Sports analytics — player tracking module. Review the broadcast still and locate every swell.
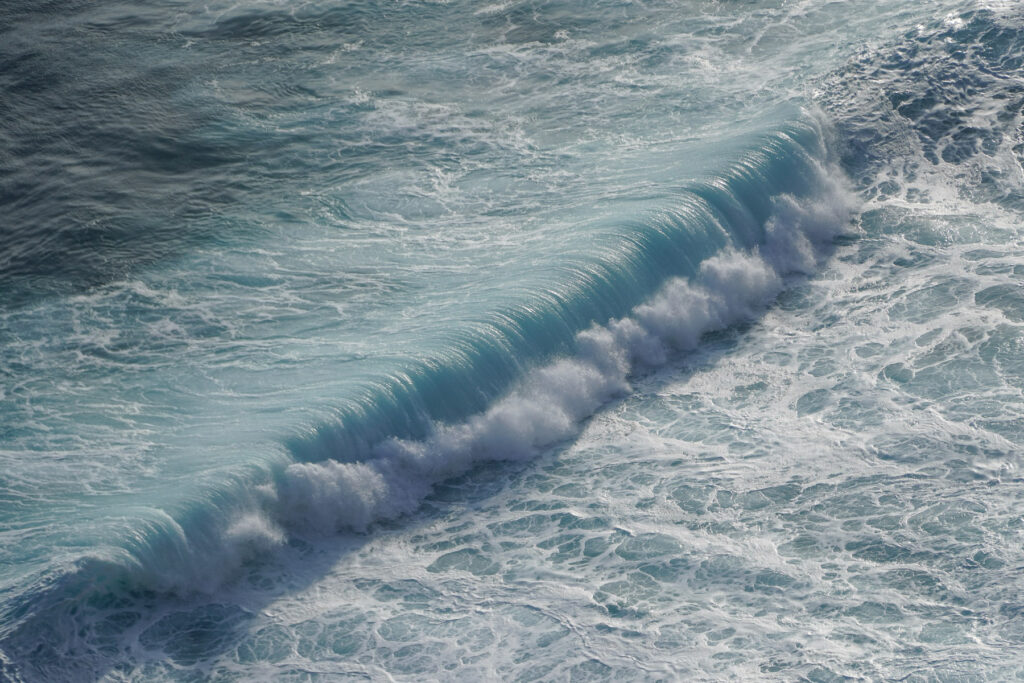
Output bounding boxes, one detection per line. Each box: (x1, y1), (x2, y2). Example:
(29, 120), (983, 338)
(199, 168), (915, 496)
(0, 0), (314, 308)
(0, 112), (856, 679)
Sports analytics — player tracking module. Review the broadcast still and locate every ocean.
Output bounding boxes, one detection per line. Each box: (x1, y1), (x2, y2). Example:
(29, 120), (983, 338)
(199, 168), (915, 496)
(1, 0), (1023, 679)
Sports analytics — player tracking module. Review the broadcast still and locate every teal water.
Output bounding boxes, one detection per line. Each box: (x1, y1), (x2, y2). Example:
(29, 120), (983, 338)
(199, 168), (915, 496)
(2, 0), (1023, 680)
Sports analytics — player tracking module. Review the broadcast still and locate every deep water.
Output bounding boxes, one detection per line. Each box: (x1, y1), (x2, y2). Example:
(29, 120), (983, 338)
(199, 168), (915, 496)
(2, 0), (1024, 680)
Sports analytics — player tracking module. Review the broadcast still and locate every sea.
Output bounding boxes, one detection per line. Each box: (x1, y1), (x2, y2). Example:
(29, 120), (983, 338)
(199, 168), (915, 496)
(2, 0), (1023, 680)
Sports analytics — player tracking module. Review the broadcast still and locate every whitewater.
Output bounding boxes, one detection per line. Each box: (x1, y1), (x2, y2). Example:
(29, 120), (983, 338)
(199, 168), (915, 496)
(2, 0), (1023, 680)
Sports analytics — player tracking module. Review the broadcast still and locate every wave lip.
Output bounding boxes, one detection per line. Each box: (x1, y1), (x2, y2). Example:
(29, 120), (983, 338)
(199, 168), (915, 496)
(278, 143), (854, 535)
(275, 113), (856, 536)
(0, 112), (856, 680)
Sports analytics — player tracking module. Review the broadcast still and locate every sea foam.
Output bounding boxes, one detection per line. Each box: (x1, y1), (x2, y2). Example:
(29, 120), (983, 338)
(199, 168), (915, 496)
(274, 138), (856, 535)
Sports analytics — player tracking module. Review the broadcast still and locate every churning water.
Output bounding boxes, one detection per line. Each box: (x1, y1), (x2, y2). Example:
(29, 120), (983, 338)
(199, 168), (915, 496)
(2, 0), (1024, 679)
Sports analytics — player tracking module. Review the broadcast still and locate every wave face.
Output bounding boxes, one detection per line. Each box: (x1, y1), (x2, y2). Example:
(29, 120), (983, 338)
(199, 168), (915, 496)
(3, 0), (1024, 680)
(276, 131), (853, 536)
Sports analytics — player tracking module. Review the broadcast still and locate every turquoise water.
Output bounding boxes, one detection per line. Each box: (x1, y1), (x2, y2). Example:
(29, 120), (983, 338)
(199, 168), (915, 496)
(2, 0), (1023, 679)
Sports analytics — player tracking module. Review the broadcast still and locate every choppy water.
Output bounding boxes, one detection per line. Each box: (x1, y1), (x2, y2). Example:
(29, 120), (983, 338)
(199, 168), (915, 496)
(2, 0), (1023, 680)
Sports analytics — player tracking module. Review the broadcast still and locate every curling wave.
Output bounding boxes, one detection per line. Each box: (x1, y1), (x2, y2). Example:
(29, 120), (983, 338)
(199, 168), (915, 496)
(278, 192), (853, 533)
(0, 112), (855, 676)
(273, 115), (855, 535)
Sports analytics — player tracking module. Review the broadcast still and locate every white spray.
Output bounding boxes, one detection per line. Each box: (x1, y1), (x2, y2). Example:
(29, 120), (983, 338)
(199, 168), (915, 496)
(274, 163), (856, 534)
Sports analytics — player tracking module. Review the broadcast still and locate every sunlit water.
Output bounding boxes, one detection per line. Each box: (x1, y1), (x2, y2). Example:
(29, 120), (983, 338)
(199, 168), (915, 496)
(2, 0), (1023, 680)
